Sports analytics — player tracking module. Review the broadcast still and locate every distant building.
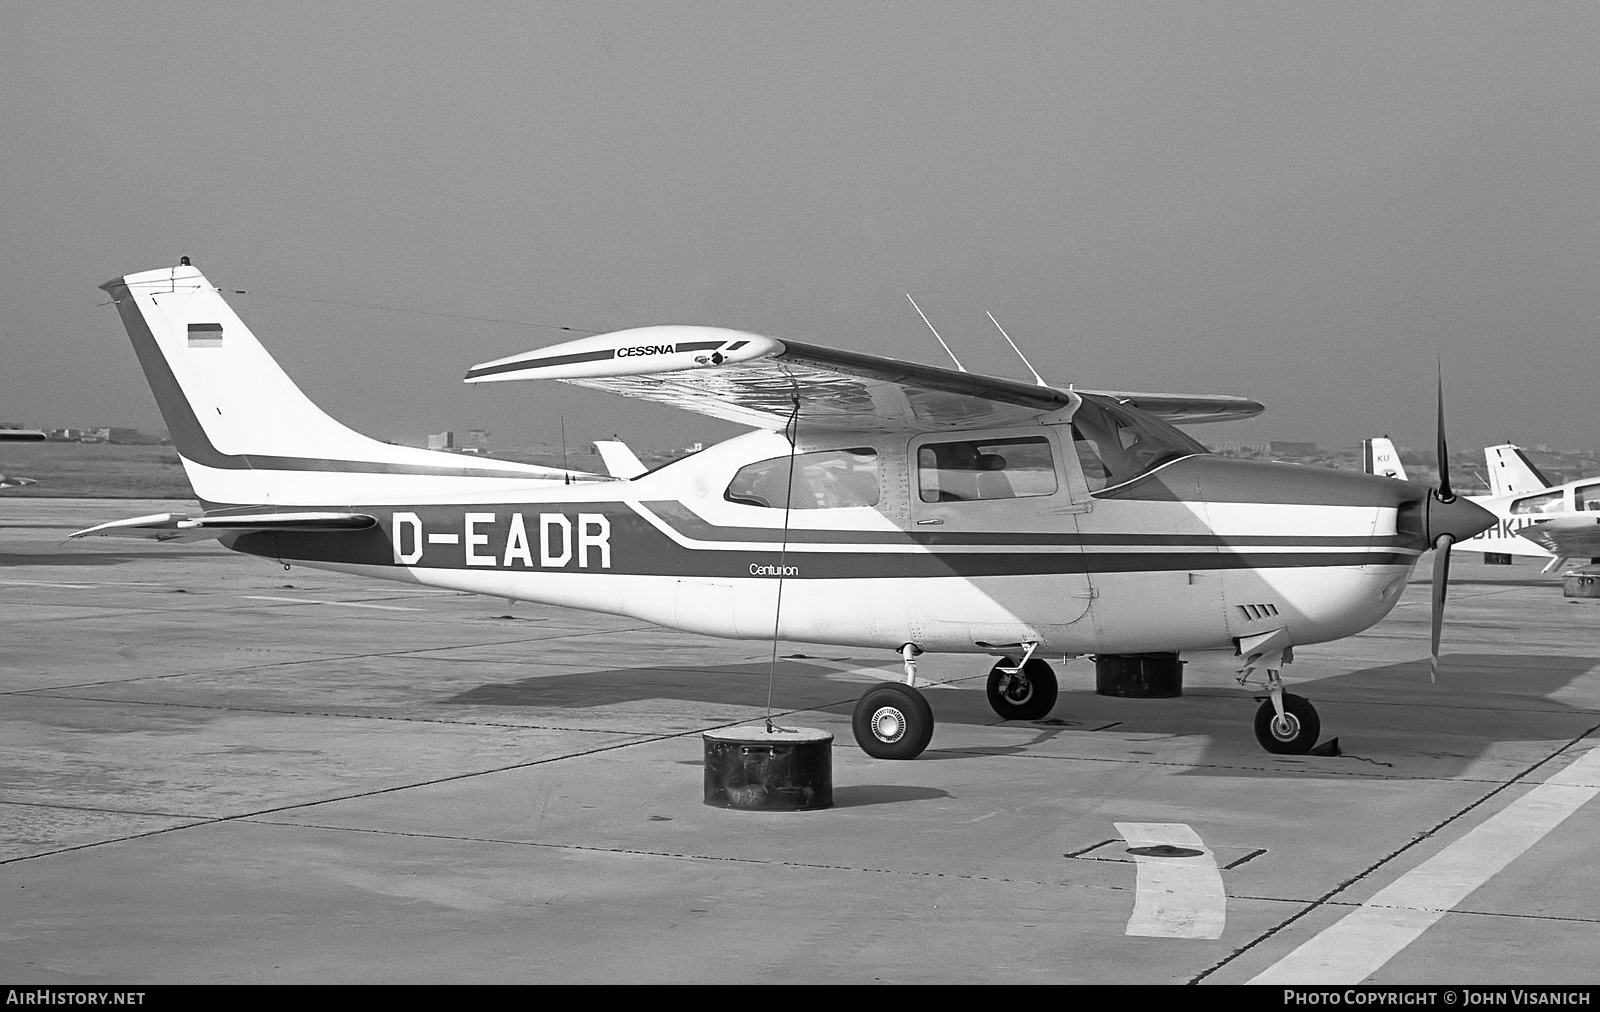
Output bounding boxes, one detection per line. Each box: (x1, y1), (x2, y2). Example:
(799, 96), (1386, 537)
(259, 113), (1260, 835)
(1269, 441), (1319, 457)
(461, 429), (491, 453)
(428, 431), (454, 451)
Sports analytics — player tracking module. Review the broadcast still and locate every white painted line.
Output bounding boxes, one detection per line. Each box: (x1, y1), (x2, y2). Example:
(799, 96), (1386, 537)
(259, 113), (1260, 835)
(426, 533), (460, 545)
(240, 595), (421, 612)
(1251, 746), (1600, 985)
(0, 579), (98, 589)
(1116, 822), (1226, 939)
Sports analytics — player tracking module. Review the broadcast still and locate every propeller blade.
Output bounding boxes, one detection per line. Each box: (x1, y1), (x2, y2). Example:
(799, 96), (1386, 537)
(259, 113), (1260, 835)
(1429, 532), (1455, 682)
(1435, 362), (1454, 503)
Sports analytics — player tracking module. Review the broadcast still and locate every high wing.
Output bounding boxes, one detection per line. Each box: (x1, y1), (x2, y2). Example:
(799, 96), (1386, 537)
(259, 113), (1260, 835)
(70, 510), (377, 543)
(1516, 514), (1600, 566)
(465, 326), (1263, 432)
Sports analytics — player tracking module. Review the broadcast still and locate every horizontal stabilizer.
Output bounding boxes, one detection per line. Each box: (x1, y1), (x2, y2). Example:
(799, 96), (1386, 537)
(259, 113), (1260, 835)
(70, 510), (377, 542)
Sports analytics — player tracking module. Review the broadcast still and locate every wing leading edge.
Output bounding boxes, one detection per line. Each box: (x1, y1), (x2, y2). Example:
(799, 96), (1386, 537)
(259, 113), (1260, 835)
(465, 326), (1263, 432)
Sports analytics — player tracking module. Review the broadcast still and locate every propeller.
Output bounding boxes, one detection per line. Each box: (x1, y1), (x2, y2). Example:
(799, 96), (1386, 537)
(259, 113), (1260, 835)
(1423, 363), (1494, 680)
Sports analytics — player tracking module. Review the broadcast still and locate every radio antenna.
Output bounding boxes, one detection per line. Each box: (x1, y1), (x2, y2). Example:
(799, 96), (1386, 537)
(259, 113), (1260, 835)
(985, 311), (1048, 387)
(905, 294), (966, 372)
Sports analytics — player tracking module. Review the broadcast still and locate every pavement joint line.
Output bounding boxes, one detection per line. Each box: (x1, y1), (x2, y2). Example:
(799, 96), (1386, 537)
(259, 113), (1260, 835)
(3, 689), (704, 733)
(230, 818), (1116, 890)
(8, 688), (1584, 786)
(1188, 720), (1600, 984)
(927, 747), (1541, 783)
(0, 706), (829, 868)
(1221, 892), (1600, 926)
(1, 797), (202, 820)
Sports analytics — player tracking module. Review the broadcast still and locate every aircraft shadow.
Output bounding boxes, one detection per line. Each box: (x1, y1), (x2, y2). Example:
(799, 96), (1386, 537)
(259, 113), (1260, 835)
(0, 550), (221, 567)
(447, 658), (870, 711)
(446, 653), (1598, 780)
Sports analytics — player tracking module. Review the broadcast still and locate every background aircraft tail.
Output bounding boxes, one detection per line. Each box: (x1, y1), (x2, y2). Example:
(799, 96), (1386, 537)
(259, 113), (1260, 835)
(102, 262), (572, 507)
(1484, 444), (1552, 497)
(593, 439), (648, 479)
(1361, 436), (1407, 481)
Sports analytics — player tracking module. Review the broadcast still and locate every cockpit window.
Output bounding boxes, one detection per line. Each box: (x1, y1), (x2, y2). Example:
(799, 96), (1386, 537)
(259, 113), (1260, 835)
(725, 447), (880, 509)
(1070, 395), (1206, 492)
(917, 436), (1057, 502)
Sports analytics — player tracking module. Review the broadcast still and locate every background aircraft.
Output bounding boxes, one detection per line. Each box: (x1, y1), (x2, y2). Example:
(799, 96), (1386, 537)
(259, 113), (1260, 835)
(1363, 437), (1598, 573)
(76, 262), (1492, 760)
(0, 426), (45, 488)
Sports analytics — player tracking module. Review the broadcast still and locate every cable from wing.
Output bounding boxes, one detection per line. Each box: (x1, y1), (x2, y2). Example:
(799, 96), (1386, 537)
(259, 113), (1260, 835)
(765, 377), (802, 734)
(225, 288), (602, 335)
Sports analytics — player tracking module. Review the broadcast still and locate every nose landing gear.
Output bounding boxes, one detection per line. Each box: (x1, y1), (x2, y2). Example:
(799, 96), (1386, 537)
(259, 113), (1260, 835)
(1238, 632), (1323, 755)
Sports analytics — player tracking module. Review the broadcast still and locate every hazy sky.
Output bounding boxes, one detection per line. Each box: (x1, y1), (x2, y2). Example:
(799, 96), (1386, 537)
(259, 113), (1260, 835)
(3, 2), (1598, 454)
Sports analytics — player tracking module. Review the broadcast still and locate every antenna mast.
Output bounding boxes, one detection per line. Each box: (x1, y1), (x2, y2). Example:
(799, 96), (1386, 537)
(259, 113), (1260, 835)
(905, 294), (966, 372)
(985, 311), (1048, 387)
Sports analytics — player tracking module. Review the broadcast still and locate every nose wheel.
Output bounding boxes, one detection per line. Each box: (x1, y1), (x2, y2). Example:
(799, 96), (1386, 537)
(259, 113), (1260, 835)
(1253, 693), (1320, 754)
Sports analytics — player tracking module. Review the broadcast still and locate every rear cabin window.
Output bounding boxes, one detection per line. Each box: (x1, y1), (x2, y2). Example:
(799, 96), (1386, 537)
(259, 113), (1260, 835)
(917, 436), (1057, 503)
(724, 448), (880, 509)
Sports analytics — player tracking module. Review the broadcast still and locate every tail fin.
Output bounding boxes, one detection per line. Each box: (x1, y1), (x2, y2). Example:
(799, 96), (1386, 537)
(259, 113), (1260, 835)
(593, 439), (647, 479)
(1361, 436), (1408, 481)
(103, 262), (571, 507)
(1484, 443), (1551, 497)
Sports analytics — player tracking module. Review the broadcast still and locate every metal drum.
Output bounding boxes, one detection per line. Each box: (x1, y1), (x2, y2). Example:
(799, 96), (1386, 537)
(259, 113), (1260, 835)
(702, 726), (833, 811)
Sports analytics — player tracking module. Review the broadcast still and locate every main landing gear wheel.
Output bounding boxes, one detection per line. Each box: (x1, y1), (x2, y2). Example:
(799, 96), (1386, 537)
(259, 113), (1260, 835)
(1253, 693), (1321, 754)
(986, 657), (1059, 721)
(852, 681), (934, 760)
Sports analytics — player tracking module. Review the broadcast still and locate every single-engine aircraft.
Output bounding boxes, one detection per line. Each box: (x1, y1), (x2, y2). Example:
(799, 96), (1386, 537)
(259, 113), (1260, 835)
(75, 262), (1495, 759)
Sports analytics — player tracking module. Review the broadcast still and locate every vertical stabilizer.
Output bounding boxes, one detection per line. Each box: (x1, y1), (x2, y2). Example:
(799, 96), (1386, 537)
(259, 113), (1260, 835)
(1484, 444), (1551, 497)
(1361, 437), (1407, 481)
(102, 262), (573, 507)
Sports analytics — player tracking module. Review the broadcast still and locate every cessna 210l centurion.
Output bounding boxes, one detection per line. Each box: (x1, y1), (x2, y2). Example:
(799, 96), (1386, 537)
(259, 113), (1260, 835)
(75, 262), (1495, 759)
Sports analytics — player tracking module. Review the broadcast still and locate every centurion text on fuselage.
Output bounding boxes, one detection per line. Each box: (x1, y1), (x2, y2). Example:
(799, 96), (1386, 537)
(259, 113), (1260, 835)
(75, 261), (1494, 762)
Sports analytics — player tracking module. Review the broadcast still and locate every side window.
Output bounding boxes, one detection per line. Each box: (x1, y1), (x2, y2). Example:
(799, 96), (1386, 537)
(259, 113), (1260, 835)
(1511, 490), (1564, 515)
(917, 436), (1057, 503)
(1578, 485), (1600, 511)
(724, 448), (879, 510)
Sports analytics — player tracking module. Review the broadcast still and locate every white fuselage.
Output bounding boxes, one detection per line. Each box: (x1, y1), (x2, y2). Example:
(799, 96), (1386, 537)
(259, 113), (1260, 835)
(241, 427), (1421, 657)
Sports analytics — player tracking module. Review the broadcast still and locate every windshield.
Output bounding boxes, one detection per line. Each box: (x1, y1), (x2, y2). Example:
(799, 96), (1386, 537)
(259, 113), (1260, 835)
(1070, 395), (1207, 492)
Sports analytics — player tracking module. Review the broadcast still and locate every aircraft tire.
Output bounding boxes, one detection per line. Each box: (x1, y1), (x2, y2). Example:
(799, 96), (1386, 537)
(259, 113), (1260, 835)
(985, 658), (1058, 721)
(1253, 693), (1320, 754)
(852, 682), (934, 760)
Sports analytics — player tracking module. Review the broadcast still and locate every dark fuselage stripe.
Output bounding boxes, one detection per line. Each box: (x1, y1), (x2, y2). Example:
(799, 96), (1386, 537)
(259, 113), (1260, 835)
(640, 501), (1406, 549)
(223, 500), (1413, 578)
